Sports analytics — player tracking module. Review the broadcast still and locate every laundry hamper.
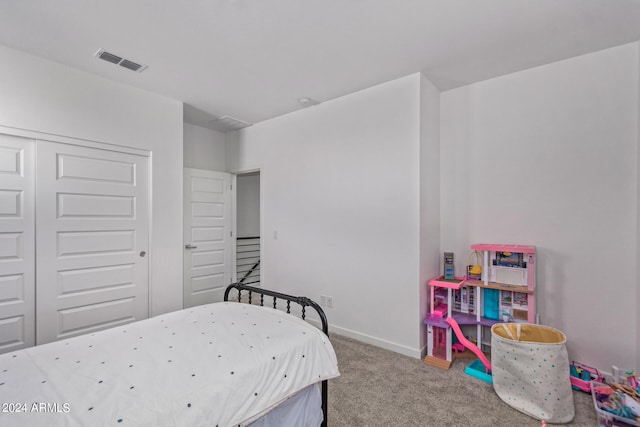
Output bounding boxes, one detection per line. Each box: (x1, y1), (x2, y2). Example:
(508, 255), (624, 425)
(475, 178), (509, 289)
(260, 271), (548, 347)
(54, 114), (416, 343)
(491, 323), (575, 423)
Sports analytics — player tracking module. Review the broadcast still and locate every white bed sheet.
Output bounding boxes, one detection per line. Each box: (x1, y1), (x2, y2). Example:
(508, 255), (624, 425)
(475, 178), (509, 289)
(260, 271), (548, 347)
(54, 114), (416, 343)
(0, 302), (339, 427)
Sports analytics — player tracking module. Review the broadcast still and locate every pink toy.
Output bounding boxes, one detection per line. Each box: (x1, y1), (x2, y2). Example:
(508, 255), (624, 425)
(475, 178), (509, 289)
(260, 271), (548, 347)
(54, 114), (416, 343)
(433, 303), (447, 318)
(435, 327), (445, 347)
(446, 316), (491, 374)
(451, 343), (465, 353)
(424, 245), (536, 372)
(570, 361), (604, 393)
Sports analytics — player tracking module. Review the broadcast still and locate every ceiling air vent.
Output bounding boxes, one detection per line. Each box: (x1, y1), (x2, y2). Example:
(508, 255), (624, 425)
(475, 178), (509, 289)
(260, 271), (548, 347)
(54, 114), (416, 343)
(97, 50), (122, 64)
(208, 116), (253, 133)
(94, 49), (148, 73)
(119, 59), (145, 72)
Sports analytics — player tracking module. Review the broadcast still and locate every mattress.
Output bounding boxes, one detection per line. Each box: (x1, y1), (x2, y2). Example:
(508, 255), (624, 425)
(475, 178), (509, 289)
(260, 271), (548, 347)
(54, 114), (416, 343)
(0, 302), (339, 426)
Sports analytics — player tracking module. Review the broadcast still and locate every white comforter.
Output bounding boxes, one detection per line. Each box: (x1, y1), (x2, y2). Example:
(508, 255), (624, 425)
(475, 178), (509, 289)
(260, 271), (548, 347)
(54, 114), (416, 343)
(0, 302), (339, 427)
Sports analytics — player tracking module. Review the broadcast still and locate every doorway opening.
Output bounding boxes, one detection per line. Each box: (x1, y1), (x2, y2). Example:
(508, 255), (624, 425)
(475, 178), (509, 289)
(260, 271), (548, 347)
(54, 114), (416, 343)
(235, 171), (261, 286)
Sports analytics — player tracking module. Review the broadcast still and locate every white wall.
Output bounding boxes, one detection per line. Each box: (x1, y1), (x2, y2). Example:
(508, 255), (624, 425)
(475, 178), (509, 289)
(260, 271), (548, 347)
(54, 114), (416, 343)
(419, 74), (441, 353)
(441, 42), (639, 371)
(5, 30), (632, 370)
(184, 123), (227, 171)
(637, 42), (640, 373)
(228, 74), (423, 356)
(0, 44), (184, 316)
(237, 173), (261, 238)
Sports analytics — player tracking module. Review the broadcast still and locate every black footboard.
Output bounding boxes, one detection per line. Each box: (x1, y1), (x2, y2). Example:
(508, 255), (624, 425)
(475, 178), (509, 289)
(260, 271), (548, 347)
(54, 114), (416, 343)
(224, 283), (330, 427)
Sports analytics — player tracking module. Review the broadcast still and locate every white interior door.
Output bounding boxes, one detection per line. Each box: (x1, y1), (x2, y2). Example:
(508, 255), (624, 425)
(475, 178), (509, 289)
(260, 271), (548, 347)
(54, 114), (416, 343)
(0, 134), (35, 352)
(183, 168), (232, 308)
(36, 141), (149, 344)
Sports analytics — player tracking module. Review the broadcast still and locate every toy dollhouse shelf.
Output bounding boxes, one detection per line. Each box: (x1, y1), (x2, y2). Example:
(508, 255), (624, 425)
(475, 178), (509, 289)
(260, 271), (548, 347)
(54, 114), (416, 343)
(425, 312), (499, 328)
(463, 279), (534, 294)
(470, 243), (535, 254)
(424, 244), (536, 370)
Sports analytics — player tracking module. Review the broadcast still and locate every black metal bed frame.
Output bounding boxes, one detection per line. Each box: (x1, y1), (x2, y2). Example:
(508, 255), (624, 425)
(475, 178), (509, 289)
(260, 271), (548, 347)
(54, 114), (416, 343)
(224, 283), (330, 427)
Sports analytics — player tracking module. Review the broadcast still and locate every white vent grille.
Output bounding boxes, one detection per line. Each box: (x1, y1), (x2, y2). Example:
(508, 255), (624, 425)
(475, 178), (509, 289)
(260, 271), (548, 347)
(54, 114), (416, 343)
(209, 116), (252, 132)
(94, 49), (147, 73)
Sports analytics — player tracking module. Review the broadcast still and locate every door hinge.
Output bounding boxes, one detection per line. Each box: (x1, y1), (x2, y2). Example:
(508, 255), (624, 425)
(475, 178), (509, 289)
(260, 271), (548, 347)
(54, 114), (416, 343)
(230, 231), (233, 237)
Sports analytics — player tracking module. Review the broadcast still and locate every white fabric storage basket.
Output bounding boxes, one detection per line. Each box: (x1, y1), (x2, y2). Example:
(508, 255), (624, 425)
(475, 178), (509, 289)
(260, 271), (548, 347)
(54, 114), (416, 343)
(491, 323), (575, 423)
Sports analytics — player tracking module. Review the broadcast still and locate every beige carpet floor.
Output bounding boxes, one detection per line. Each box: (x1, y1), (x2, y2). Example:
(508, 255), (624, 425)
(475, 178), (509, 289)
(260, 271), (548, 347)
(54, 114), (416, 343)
(327, 334), (597, 427)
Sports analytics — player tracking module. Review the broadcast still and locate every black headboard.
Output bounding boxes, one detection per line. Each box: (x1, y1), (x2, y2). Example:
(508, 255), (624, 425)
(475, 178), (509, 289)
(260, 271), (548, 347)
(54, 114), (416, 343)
(223, 282), (328, 335)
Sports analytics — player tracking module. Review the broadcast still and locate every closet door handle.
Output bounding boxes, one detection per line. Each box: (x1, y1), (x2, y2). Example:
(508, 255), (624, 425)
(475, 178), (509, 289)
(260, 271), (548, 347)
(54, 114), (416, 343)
(185, 244), (198, 249)
(139, 251), (146, 257)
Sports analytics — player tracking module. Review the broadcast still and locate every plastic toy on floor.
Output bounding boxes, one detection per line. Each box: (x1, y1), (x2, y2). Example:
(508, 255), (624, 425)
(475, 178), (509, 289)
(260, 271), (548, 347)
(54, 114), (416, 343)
(569, 361), (604, 393)
(592, 380), (640, 426)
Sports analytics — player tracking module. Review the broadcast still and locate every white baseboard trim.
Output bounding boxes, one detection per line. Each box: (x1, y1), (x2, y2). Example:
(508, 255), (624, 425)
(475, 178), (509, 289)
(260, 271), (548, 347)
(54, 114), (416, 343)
(420, 344), (428, 359)
(329, 324), (423, 359)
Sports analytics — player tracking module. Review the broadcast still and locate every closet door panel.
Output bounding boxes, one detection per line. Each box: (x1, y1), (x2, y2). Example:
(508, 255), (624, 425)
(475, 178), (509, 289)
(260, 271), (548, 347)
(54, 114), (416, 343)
(36, 141), (149, 344)
(0, 134), (35, 353)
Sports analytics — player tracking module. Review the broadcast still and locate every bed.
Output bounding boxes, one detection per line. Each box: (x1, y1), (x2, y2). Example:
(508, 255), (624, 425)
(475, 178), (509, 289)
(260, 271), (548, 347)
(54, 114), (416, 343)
(0, 283), (339, 427)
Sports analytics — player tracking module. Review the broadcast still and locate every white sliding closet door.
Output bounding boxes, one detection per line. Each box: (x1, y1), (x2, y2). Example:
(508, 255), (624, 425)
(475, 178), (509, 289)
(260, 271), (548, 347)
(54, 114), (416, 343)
(0, 134), (35, 352)
(36, 141), (150, 345)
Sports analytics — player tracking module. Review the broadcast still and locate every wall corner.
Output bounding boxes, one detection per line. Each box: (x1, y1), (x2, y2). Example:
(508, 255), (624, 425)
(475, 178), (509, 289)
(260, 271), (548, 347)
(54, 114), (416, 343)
(418, 72), (441, 350)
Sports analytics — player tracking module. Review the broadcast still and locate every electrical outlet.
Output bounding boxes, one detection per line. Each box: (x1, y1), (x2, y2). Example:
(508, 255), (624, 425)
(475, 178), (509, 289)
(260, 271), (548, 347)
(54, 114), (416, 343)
(326, 296), (333, 309)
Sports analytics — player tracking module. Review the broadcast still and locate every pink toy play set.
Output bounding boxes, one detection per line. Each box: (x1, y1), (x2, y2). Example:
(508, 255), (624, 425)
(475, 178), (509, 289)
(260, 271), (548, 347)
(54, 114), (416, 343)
(424, 244), (536, 374)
